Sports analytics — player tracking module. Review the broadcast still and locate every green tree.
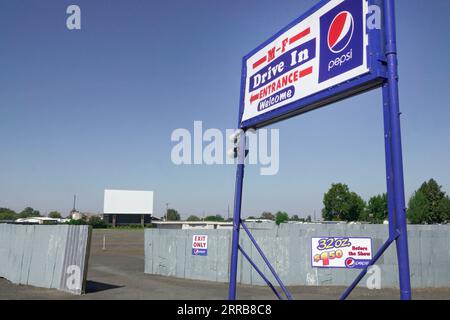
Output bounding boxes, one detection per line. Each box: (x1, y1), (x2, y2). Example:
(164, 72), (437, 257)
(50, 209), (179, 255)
(290, 214), (301, 221)
(407, 190), (429, 224)
(275, 211), (289, 225)
(438, 196), (450, 221)
(88, 216), (108, 228)
(18, 207), (41, 218)
(187, 215), (201, 221)
(306, 215), (312, 222)
(66, 219), (87, 225)
(204, 215), (225, 222)
(363, 193), (388, 223)
(260, 211), (275, 220)
(166, 208), (180, 221)
(322, 183), (366, 221)
(48, 211), (62, 219)
(0, 208), (18, 220)
(407, 179), (450, 224)
(419, 179), (448, 223)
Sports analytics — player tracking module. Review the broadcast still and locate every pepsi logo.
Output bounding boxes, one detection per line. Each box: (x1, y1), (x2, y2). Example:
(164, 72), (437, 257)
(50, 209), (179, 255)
(327, 11), (354, 54)
(345, 257), (355, 268)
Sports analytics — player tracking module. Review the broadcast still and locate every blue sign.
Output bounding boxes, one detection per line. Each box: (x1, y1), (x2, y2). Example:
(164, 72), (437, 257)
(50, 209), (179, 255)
(239, 0), (386, 129)
(192, 248), (208, 256)
(319, 0), (364, 83)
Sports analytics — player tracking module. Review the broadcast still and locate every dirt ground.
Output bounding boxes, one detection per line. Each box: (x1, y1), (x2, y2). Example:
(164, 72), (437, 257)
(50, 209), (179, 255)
(1, 229), (449, 300)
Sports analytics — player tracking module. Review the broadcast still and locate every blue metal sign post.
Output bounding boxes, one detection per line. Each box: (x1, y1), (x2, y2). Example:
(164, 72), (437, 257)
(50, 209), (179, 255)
(228, 131), (245, 300)
(229, 0), (411, 300)
(341, 0), (411, 300)
(382, 0), (411, 300)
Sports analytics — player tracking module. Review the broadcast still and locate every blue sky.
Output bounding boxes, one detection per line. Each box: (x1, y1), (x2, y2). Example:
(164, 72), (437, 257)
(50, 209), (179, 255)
(1, 0), (449, 219)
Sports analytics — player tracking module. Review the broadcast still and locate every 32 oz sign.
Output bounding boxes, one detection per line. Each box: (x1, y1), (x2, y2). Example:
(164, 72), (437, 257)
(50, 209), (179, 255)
(311, 237), (372, 268)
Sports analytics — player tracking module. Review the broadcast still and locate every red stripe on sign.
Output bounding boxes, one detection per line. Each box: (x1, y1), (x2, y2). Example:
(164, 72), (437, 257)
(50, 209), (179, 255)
(252, 56), (267, 69)
(300, 66), (313, 78)
(289, 28), (310, 45)
(250, 93), (259, 103)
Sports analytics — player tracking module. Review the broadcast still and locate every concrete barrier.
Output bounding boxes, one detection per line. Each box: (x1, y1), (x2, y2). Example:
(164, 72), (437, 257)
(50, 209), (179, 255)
(0, 224), (91, 294)
(144, 224), (450, 289)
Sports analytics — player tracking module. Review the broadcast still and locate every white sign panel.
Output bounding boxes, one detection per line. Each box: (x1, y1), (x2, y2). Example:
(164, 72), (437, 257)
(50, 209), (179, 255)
(103, 189), (153, 214)
(192, 235), (208, 256)
(241, 0), (370, 125)
(311, 237), (372, 268)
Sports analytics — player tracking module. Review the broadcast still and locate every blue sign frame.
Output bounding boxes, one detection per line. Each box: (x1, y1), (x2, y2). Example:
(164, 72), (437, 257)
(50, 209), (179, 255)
(238, 0), (386, 130)
(229, 0), (411, 301)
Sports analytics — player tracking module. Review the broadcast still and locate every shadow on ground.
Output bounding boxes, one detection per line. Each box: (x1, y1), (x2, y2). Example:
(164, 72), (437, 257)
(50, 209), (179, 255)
(85, 281), (123, 293)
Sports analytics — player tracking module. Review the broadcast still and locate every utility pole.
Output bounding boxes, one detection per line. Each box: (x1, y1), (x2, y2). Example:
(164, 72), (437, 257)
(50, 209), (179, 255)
(72, 195), (77, 211)
(70, 194), (77, 219)
(165, 203), (169, 221)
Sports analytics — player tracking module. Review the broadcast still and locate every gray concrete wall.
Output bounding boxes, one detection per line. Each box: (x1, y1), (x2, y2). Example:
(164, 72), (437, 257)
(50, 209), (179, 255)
(0, 224), (91, 294)
(144, 224), (450, 289)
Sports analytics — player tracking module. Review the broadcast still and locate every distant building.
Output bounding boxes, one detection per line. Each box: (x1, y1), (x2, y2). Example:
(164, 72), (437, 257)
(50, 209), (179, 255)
(15, 217), (70, 225)
(152, 221), (232, 230)
(103, 189), (153, 227)
(244, 218), (275, 224)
